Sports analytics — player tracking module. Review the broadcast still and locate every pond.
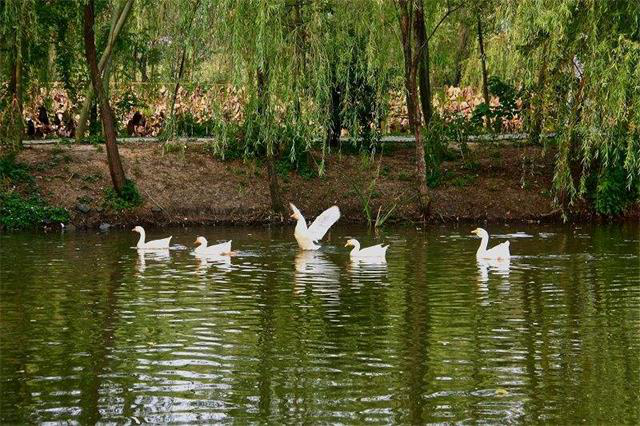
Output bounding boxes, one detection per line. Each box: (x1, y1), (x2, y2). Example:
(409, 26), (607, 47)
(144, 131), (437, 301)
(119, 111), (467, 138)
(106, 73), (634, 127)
(1, 223), (638, 424)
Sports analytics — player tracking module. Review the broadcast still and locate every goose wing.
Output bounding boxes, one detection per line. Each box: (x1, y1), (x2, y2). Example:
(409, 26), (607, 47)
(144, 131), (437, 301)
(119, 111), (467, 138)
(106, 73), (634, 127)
(307, 206), (340, 241)
(486, 241), (510, 259)
(144, 236), (172, 249)
(357, 244), (388, 257)
(203, 240), (232, 255)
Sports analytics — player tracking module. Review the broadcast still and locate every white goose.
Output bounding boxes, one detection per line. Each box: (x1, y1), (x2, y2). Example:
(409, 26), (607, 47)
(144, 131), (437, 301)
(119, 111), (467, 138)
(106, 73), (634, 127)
(471, 228), (510, 260)
(290, 203), (340, 250)
(345, 238), (389, 259)
(194, 236), (234, 256)
(133, 226), (172, 249)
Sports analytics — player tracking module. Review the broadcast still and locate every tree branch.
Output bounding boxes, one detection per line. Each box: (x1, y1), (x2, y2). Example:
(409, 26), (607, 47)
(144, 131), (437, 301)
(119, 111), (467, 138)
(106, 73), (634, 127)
(427, 2), (464, 42)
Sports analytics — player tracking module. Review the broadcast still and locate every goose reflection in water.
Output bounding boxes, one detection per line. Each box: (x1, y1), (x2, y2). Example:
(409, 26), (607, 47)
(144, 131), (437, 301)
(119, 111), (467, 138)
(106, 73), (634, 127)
(136, 249), (170, 274)
(475, 258), (511, 305)
(294, 250), (340, 297)
(349, 257), (388, 285)
(195, 253), (232, 272)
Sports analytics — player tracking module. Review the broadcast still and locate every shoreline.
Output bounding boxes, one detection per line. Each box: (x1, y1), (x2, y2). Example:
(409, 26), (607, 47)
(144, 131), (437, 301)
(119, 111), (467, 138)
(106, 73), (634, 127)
(11, 142), (639, 230)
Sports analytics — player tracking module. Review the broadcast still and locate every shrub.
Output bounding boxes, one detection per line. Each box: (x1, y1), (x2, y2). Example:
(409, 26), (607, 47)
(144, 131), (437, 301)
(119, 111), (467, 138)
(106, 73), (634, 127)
(0, 153), (33, 185)
(471, 76), (522, 132)
(104, 179), (143, 211)
(594, 166), (638, 216)
(0, 192), (69, 231)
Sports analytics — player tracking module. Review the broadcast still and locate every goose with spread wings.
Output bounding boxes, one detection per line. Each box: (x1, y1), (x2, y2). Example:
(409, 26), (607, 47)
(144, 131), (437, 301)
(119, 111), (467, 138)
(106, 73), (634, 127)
(290, 203), (340, 250)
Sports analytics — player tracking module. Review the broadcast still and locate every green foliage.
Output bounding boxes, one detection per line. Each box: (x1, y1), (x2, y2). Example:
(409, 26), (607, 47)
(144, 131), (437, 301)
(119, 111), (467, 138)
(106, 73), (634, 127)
(0, 153), (33, 184)
(350, 154), (398, 228)
(471, 76), (521, 132)
(103, 179), (143, 211)
(423, 115), (458, 188)
(0, 154), (69, 230)
(115, 91), (146, 119)
(163, 112), (217, 138)
(0, 192), (69, 231)
(4, 0), (639, 219)
(594, 166), (638, 216)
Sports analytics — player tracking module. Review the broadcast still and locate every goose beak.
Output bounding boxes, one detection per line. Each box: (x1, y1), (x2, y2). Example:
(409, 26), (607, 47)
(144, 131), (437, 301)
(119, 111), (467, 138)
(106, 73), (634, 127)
(470, 229), (478, 235)
(194, 239), (198, 245)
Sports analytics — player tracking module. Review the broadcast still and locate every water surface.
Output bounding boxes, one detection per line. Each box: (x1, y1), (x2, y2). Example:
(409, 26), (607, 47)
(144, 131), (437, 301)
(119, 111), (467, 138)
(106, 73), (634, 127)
(1, 223), (638, 424)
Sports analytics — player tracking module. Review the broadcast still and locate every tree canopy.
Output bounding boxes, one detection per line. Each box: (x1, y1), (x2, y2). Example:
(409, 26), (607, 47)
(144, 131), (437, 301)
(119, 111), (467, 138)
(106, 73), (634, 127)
(1, 0), (637, 216)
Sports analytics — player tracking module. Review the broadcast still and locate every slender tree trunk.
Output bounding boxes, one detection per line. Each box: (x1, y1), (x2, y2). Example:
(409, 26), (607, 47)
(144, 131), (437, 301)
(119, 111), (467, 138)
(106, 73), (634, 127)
(15, 14), (23, 117)
(169, 48), (186, 119)
(257, 67), (285, 215)
(529, 43), (548, 145)
(398, 0), (430, 217)
(2, 0), (27, 151)
(83, 0), (126, 193)
(76, 0), (133, 142)
(477, 15), (489, 106)
(415, 0), (432, 127)
(140, 55), (148, 82)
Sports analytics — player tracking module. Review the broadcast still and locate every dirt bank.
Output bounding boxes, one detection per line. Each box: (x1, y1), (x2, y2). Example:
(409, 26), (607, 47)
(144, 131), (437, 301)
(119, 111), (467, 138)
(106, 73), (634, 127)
(15, 142), (638, 229)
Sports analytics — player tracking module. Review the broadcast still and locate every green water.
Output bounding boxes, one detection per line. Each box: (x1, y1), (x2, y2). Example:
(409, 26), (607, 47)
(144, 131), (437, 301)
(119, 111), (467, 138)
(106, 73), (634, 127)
(1, 223), (638, 424)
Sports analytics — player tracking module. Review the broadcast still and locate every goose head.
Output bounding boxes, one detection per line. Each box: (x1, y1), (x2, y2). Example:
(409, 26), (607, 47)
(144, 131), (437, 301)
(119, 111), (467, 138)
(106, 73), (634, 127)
(289, 203), (302, 220)
(344, 239), (358, 248)
(471, 228), (488, 239)
(194, 236), (207, 246)
(132, 226), (144, 234)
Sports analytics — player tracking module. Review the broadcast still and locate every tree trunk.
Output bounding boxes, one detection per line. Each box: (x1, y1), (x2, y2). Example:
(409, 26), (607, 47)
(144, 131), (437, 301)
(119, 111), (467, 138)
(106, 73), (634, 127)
(257, 67), (285, 215)
(415, 0), (432, 127)
(398, 0), (430, 217)
(477, 15), (489, 106)
(140, 54), (148, 82)
(529, 42), (548, 145)
(76, 0), (133, 142)
(83, 0), (126, 193)
(2, 0), (27, 151)
(169, 47), (187, 119)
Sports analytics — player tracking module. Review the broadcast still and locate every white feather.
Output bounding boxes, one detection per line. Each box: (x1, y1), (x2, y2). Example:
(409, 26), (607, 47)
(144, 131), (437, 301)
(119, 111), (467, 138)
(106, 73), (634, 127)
(307, 206), (341, 241)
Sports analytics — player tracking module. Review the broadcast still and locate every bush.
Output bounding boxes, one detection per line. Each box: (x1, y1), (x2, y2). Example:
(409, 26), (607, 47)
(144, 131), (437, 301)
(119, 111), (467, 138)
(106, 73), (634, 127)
(0, 153), (33, 185)
(0, 154), (70, 230)
(471, 76), (521, 132)
(115, 91), (146, 119)
(423, 115), (459, 188)
(0, 192), (69, 231)
(104, 179), (143, 211)
(594, 166), (638, 216)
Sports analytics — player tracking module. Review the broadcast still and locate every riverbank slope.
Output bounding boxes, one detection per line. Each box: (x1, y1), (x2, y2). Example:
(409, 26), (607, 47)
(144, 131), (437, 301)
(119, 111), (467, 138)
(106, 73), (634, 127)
(14, 142), (638, 229)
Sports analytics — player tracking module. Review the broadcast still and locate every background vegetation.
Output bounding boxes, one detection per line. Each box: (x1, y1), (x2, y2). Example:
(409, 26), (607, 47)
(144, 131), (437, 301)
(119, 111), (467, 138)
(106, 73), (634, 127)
(0, 0), (638, 224)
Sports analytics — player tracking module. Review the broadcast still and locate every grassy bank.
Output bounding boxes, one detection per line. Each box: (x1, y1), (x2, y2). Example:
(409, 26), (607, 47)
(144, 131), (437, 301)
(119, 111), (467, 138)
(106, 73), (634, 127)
(6, 141), (638, 230)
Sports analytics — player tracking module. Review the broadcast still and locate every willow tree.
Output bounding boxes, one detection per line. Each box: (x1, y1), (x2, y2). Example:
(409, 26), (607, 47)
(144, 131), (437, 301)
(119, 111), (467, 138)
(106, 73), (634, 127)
(209, 1), (321, 214)
(307, 0), (396, 152)
(499, 0), (639, 215)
